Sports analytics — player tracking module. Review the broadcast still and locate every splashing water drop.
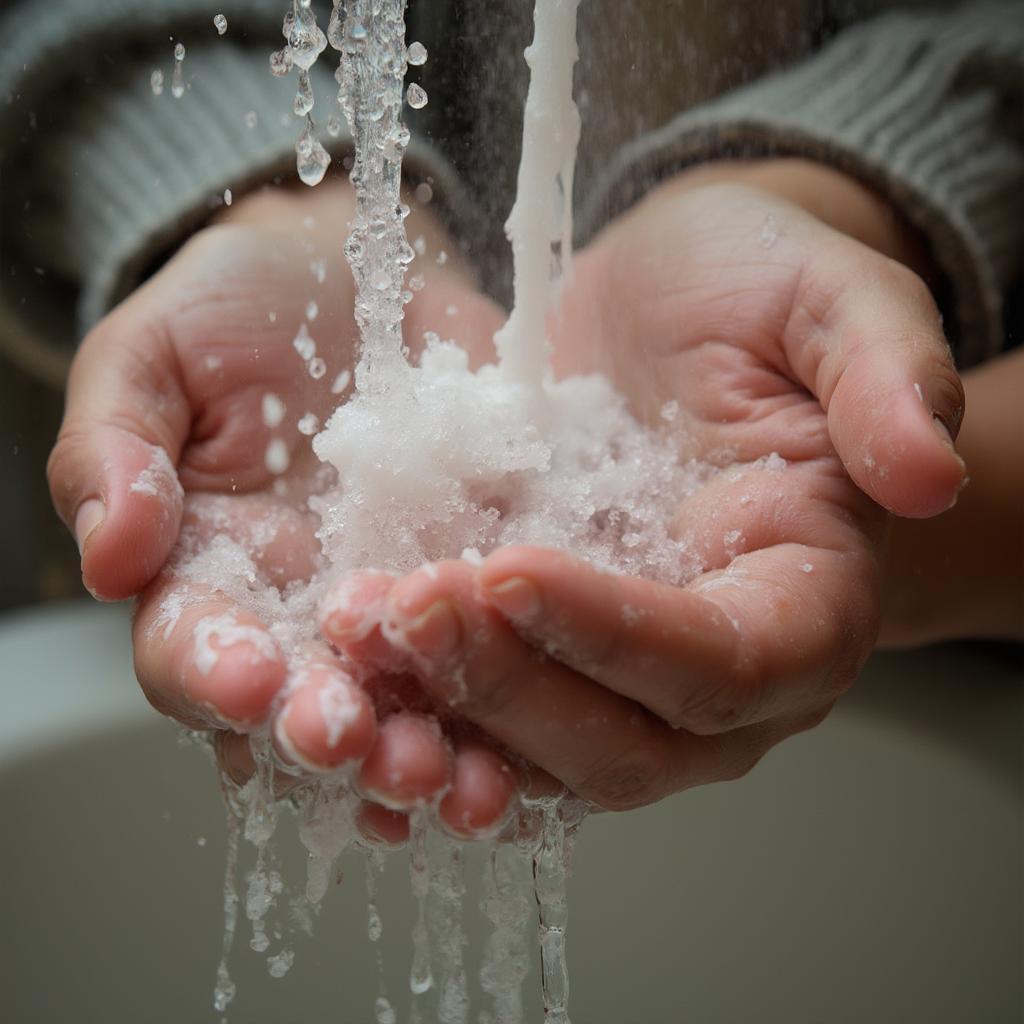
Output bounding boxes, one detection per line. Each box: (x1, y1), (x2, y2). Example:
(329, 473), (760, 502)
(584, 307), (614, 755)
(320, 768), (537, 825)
(213, 13), (228, 35)
(383, 125), (410, 162)
(270, 47), (293, 77)
(374, 996), (397, 1024)
(171, 42), (186, 99)
(265, 439), (289, 475)
(406, 82), (428, 109)
(293, 323), (317, 362)
(267, 950), (294, 978)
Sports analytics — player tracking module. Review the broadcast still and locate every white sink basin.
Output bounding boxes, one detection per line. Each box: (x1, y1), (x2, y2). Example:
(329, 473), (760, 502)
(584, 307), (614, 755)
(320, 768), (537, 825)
(1, 601), (1020, 1022)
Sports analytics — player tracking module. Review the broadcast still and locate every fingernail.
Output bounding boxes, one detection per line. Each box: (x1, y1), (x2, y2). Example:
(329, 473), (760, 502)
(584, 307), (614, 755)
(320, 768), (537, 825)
(932, 412), (955, 448)
(486, 577), (541, 622)
(74, 498), (105, 555)
(921, 378), (963, 447)
(401, 600), (459, 664)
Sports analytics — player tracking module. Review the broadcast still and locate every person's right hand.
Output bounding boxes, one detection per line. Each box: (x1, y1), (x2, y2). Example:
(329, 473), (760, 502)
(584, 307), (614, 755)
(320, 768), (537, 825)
(47, 180), (518, 841)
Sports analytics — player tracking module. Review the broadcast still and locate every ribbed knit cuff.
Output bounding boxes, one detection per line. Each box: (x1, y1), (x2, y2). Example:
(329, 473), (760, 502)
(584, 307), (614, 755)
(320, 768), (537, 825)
(579, 2), (1024, 366)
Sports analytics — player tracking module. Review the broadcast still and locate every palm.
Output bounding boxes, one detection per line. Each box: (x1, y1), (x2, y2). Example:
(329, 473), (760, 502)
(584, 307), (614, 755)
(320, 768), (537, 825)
(362, 180), (962, 811)
(551, 184), (886, 714)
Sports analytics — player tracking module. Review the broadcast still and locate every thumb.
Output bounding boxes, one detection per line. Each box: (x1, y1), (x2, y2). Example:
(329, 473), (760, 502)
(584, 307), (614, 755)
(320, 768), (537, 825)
(788, 249), (966, 519)
(48, 309), (189, 601)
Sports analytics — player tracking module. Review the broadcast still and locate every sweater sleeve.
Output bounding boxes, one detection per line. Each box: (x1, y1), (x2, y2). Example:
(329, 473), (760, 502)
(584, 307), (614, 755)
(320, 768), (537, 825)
(578, 1), (1024, 367)
(0, 0), (462, 388)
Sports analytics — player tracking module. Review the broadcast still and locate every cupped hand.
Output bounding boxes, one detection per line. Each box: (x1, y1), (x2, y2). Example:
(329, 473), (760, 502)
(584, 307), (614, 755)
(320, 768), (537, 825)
(48, 181), (517, 839)
(363, 168), (966, 811)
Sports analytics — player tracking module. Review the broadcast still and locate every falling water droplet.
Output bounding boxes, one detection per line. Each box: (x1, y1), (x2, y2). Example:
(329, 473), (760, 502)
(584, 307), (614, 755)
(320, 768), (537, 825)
(171, 42), (186, 98)
(244, 110), (258, 128)
(326, 115), (342, 137)
(288, 3), (328, 70)
(374, 997), (396, 1024)
(406, 83), (428, 109)
(407, 41), (428, 66)
(296, 126), (330, 187)
(213, 13), (228, 35)
(294, 70), (315, 116)
(270, 47), (293, 78)
(150, 69), (164, 96)
(223, 188), (233, 206)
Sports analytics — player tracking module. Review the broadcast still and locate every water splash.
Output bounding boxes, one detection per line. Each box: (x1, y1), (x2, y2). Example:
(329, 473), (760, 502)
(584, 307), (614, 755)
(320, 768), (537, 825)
(171, 42), (186, 99)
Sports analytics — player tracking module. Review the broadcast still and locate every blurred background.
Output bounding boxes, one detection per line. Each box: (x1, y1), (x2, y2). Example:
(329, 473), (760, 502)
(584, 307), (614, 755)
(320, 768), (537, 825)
(0, 1), (1020, 1020)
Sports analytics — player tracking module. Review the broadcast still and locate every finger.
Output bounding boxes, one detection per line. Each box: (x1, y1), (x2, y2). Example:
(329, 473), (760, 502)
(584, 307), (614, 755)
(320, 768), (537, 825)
(356, 802), (411, 846)
(134, 578), (286, 730)
(272, 655), (377, 772)
(385, 562), (826, 808)
(783, 241), (966, 517)
(47, 303), (191, 601)
(480, 542), (873, 735)
(357, 712), (453, 810)
(438, 741), (518, 839)
(318, 570), (403, 671)
(383, 561), (680, 808)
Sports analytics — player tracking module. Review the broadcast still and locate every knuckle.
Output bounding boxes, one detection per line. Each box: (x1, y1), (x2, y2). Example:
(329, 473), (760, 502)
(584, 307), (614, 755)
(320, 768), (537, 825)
(716, 746), (764, 784)
(668, 655), (760, 736)
(577, 745), (666, 812)
(456, 654), (521, 724)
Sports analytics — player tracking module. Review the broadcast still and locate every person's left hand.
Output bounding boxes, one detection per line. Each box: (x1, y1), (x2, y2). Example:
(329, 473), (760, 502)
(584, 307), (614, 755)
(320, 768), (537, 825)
(325, 165), (966, 811)
(47, 180), (519, 841)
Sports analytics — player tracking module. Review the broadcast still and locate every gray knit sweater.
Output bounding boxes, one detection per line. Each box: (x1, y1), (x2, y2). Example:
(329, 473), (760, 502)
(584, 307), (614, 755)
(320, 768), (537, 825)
(1, 0), (1021, 387)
